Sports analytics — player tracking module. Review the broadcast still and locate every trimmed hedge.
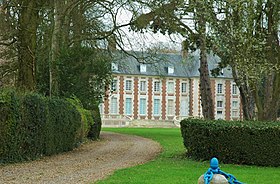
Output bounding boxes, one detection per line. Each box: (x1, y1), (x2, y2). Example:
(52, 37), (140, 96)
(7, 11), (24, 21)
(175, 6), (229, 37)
(67, 97), (101, 141)
(0, 89), (99, 164)
(180, 118), (280, 167)
(88, 104), (102, 140)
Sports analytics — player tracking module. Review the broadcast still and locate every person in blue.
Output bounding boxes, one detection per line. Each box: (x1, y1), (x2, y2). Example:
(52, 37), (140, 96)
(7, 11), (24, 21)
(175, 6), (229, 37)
(204, 157), (243, 184)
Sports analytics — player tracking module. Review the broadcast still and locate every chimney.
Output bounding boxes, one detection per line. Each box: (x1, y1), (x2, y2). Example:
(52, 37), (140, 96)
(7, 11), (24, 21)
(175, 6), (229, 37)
(181, 40), (188, 60)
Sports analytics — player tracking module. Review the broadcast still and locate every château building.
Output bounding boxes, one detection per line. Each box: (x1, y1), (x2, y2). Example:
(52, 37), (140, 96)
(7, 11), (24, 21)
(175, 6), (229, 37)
(100, 51), (242, 127)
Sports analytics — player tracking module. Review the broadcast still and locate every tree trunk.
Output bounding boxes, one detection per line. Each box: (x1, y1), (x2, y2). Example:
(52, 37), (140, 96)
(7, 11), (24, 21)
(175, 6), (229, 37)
(50, 1), (65, 96)
(197, 9), (215, 120)
(71, 4), (85, 47)
(17, 0), (39, 91)
(258, 0), (280, 120)
(232, 66), (255, 120)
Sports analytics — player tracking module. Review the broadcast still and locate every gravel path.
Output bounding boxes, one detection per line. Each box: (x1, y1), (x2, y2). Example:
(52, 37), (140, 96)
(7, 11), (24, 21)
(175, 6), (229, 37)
(0, 131), (162, 184)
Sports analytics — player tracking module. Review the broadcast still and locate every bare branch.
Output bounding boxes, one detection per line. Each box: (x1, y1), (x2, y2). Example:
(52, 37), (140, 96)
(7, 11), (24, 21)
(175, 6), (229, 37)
(0, 37), (17, 46)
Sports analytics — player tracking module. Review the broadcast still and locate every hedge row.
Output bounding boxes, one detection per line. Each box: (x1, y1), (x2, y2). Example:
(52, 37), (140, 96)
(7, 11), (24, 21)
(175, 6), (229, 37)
(0, 89), (99, 164)
(180, 118), (280, 167)
(67, 97), (101, 141)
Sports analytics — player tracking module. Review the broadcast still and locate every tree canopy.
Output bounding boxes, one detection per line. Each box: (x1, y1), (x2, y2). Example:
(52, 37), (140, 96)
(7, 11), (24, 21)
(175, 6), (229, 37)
(129, 0), (280, 120)
(0, 0), (130, 108)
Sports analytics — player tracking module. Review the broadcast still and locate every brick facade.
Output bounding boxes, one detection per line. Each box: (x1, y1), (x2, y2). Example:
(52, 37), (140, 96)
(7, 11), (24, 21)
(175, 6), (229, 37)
(102, 74), (242, 126)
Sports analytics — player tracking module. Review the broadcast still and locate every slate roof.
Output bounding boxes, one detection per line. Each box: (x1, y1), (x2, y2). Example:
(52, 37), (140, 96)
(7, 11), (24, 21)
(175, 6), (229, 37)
(112, 50), (233, 79)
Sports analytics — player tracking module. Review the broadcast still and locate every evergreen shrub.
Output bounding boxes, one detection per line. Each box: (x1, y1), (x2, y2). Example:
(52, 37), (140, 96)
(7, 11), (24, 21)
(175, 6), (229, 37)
(67, 97), (101, 141)
(88, 105), (102, 140)
(180, 118), (280, 166)
(0, 89), (91, 163)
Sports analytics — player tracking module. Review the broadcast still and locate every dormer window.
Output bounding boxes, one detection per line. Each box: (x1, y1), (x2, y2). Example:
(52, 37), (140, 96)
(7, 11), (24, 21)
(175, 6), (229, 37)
(220, 69), (224, 76)
(111, 63), (118, 71)
(168, 66), (174, 74)
(140, 64), (146, 73)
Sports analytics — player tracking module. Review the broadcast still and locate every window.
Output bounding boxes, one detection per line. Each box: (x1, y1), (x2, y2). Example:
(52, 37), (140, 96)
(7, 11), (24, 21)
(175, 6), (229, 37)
(154, 81), (160, 92)
(111, 79), (117, 91)
(217, 110), (223, 115)
(98, 103), (103, 115)
(140, 81), (146, 92)
(232, 110), (238, 117)
(125, 98), (132, 115)
(217, 84), (223, 94)
(111, 63), (118, 71)
(154, 99), (160, 115)
(139, 98), (146, 115)
(140, 64), (146, 73)
(232, 101), (238, 108)
(110, 97), (118, 114)
(167, 82), (174, 93)
(217, 101), (223, 108)
(167, 99), (174, 115)
(232, 84), (237, 95)
(181, 82), (187, 93)
(125, 80), (132, 91)
(168, 66), (174, 74)
(180, 99), (188, 116)
(220, 69), (224, 76)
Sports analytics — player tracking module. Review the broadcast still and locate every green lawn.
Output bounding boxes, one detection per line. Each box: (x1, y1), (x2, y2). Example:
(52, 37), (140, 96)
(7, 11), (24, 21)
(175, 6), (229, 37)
(97, 128), (280, 184)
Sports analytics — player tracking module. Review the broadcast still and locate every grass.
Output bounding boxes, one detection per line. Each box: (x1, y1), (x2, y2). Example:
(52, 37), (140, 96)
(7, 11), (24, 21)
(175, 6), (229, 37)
(97, 128), (280, 184)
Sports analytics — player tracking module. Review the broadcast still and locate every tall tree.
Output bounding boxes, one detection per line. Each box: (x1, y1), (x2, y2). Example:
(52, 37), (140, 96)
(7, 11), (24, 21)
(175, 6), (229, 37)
(131, 0), (215, 119)
(196, 1), (215, 119)
(207, 0), (280, 120)
(17, 0), (40, 90)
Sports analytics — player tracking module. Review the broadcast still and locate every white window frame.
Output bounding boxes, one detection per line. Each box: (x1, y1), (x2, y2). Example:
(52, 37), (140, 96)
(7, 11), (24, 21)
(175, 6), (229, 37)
(181, 82), (187, 93)
(168, 66), (174, 74)
(220, 69), (224, 76)
(167, 82), (174, 93)
(110, 97), (118, 114)
(140, 81), (147, 92)
(232, 101), (238, 109)
(140, 64), (146, 73)
(125, 80), (132, 91)
(232, 84), (237, 95)
(125, 98), (132, 115)
(153, 98), (161, 116)
(232, 110), (239, 117)
(180, 99), (188, 116)
(154, 81), (160, 92)
(111, 63), (118, 71)
(111, 79), (118, 92)
(167, 99), (174, 116)
(139, 98), (147, 115)
(217, 101), (223, 108)
(217, 84), (223, 94)
(217, 110), (223, 115)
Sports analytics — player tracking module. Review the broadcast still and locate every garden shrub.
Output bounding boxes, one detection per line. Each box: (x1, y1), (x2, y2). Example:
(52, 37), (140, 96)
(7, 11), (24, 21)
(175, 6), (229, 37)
(17, 93), (48, 160)
(67, 97), (96, 142)
(0, 88), (92, 164)
(44, 97), (81, 155)
(87, 105), (102, 140)
(0, 89), (21, 162)
(180, 118), (280, 167)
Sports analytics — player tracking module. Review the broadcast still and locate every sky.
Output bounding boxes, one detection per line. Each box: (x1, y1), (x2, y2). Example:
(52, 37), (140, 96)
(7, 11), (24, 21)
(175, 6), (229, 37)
(115, 8), (184, 52)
